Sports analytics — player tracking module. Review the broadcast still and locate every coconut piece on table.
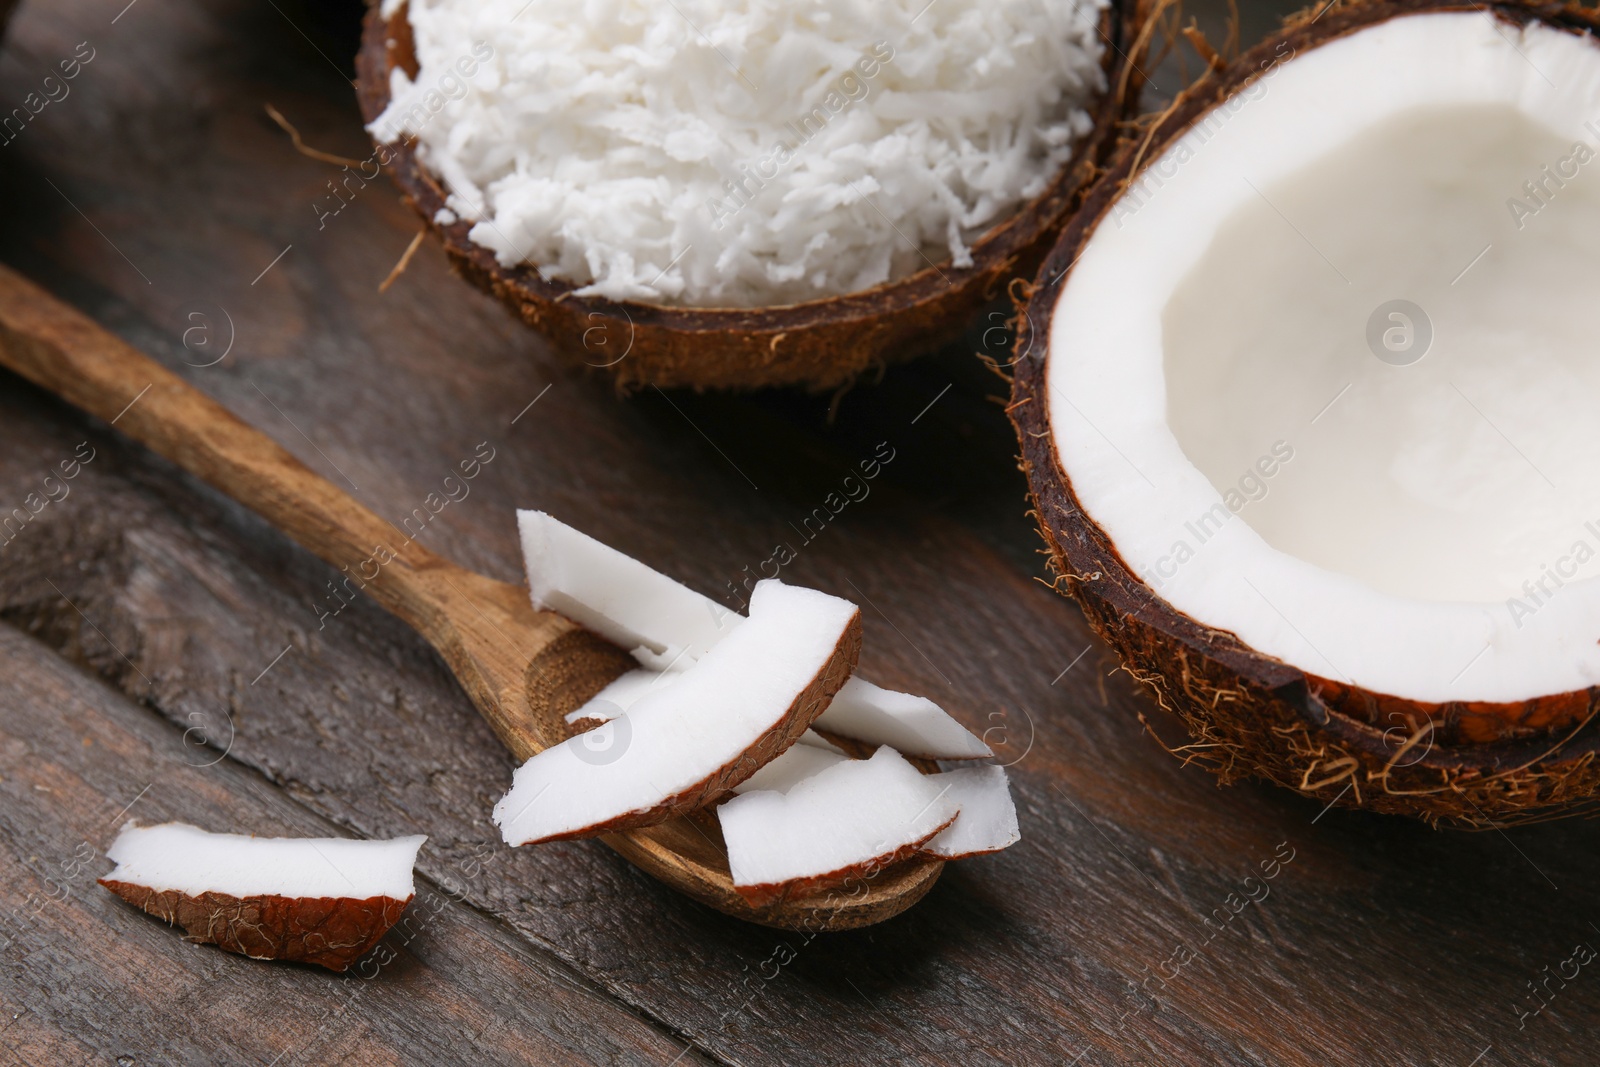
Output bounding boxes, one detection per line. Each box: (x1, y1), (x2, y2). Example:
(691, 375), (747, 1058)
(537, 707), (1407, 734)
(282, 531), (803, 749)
(97, 822), (425, 972)
(811, 677), (991, 760)
(519, 509), (741, 671)
(718, 746), (959, 906)
(917, 765), (1020, 859)
(495, 579), (860, 845)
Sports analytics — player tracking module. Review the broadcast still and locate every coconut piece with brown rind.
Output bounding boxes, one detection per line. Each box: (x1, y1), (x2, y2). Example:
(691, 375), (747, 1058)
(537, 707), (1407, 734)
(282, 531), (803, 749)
(98, 883), (412, 972)
(917, 765), (1020, 859)
(718, 746), (959, 906)
(495, 579), (861, 845)
(97, 823), (425, 972)
(568, 667), (984, 761)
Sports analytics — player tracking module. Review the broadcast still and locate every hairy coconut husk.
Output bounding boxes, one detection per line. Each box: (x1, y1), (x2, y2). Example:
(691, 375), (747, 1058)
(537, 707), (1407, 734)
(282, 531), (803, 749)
(99, 880), (411, 971)
(1009, 0), (1600, 827)
(354, 0), (1156, 392)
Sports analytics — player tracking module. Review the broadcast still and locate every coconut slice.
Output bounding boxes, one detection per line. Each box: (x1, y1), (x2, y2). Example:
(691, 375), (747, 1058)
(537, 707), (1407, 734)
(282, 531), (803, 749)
(563, 667), (672, 731)
(562, 665), (844, 755)
(717, 746), (959, 905)
(565, 679), (848, 792)
(494, 579), (860, 845)
(811, 676), (992, 760)
(565, 673), (841, 759)
(917, 766), (1020, 859)
(569, 666), (986, 761)
(522, 511), (979, 760)
(97, 823), (425, 972)
(727, 750), (1017, 856)
(519, 509), (741, 670)
(730, 741), (852, 796)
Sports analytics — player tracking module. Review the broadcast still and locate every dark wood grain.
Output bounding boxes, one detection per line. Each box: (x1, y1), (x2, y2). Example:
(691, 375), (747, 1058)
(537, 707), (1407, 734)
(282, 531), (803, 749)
(0, 263), (941, 932)
(0, 0), (1597, 1065)
(0, 623), (710, 1067)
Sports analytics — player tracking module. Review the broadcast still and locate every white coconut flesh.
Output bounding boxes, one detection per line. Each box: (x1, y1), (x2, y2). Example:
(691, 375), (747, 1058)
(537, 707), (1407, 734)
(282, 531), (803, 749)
(519, 510), (740, 670)
(814, 676), (992, 759)
(518, 511), (1018, 876)
(727, 757), (1019, 863)
(1049, 11), (1600, 704)
(718, 746), (959, 895)
(726, 749), (1020, 858)
(565, 671), (846, 763)
(495, 579), (857, 845)
(102, 823), (425, 900)
(570, 664), (990, 759)
(528, 510), (986, 755)
(375, 0), (1108, 307)
(571, 677), (1021, 862)
(917, 765), (1020, 859)
(731, 739), (851, 795)
(564, 667), (673, 725)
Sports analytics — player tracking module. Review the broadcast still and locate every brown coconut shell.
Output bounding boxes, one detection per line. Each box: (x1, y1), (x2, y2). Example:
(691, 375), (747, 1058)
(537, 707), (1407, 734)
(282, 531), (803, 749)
(525, 609), (862, 843)
(98, 880), (411, 971)
(354, 0), (1155, 391)
(1010, 0), (1600, 826)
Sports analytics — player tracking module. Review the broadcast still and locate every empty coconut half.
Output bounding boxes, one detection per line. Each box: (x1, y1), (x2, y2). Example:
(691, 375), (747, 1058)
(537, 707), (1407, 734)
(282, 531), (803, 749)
(98, 823), (425, 971)
(354, 0), (1149, 390)
(1013, 0), (1600, 823)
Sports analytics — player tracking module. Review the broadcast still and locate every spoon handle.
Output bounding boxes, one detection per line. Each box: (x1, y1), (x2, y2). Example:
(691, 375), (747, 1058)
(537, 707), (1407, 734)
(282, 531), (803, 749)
(0, 266), (954, 930)
(0, 263), (451, 636)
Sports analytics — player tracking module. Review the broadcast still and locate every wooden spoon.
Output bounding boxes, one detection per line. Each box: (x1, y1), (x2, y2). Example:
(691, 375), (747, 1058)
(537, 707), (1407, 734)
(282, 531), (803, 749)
(0, 264), (942, 930)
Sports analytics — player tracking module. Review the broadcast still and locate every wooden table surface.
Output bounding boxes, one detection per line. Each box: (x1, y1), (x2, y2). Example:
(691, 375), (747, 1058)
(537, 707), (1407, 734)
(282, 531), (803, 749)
(0, 1), (1596, 1064)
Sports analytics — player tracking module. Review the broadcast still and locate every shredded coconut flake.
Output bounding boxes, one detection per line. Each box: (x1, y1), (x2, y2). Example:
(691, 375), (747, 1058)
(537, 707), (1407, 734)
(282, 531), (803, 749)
(371, 0), (1106, 307)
